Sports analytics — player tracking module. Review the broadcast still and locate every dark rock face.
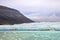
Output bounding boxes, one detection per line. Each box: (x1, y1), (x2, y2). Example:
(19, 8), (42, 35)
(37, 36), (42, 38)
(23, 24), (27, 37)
(0, 5), (34, 24)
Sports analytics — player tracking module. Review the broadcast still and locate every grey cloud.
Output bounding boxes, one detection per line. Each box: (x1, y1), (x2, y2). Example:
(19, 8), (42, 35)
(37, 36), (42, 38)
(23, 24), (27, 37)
(0, 0), (60, 21)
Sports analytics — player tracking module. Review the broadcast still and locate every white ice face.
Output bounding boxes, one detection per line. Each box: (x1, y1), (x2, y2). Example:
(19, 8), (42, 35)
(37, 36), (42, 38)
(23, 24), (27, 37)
(0, 22), (60, 31)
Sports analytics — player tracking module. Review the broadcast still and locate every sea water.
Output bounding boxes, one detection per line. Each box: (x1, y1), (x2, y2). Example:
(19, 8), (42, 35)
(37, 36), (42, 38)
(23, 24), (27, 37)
(0, 31), (60, 40)
(0, 22), (60, 40)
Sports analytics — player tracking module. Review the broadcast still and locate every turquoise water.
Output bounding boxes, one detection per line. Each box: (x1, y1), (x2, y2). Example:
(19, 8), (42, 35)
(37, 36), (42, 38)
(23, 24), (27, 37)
(0, 31), (60, 40)
(0, 22), (60, 40)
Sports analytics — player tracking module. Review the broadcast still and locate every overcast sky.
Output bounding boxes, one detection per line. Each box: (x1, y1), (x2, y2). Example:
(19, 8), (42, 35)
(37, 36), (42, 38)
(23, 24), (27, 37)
(0, 0), (60, 21)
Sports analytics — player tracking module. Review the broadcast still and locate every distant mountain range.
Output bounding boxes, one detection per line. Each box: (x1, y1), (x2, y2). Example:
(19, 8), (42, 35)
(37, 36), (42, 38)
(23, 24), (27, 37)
(31, 13), (60, 22)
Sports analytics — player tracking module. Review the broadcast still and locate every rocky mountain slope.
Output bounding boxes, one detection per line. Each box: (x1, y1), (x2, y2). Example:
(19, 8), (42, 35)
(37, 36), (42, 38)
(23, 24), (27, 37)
(0, 5), (34, 24)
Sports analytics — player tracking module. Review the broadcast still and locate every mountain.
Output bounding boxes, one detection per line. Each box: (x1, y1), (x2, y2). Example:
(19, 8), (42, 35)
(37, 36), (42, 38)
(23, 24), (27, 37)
(0, 5), (34, 24)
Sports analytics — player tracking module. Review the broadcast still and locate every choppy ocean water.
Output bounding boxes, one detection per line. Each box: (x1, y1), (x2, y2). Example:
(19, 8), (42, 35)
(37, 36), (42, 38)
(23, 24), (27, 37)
(0, 22), (60, 40)
(0, 31), (60, 40)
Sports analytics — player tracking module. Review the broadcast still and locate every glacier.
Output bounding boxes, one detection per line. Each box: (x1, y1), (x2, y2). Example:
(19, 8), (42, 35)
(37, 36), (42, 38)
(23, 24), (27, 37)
(0, 22), (60, 31)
